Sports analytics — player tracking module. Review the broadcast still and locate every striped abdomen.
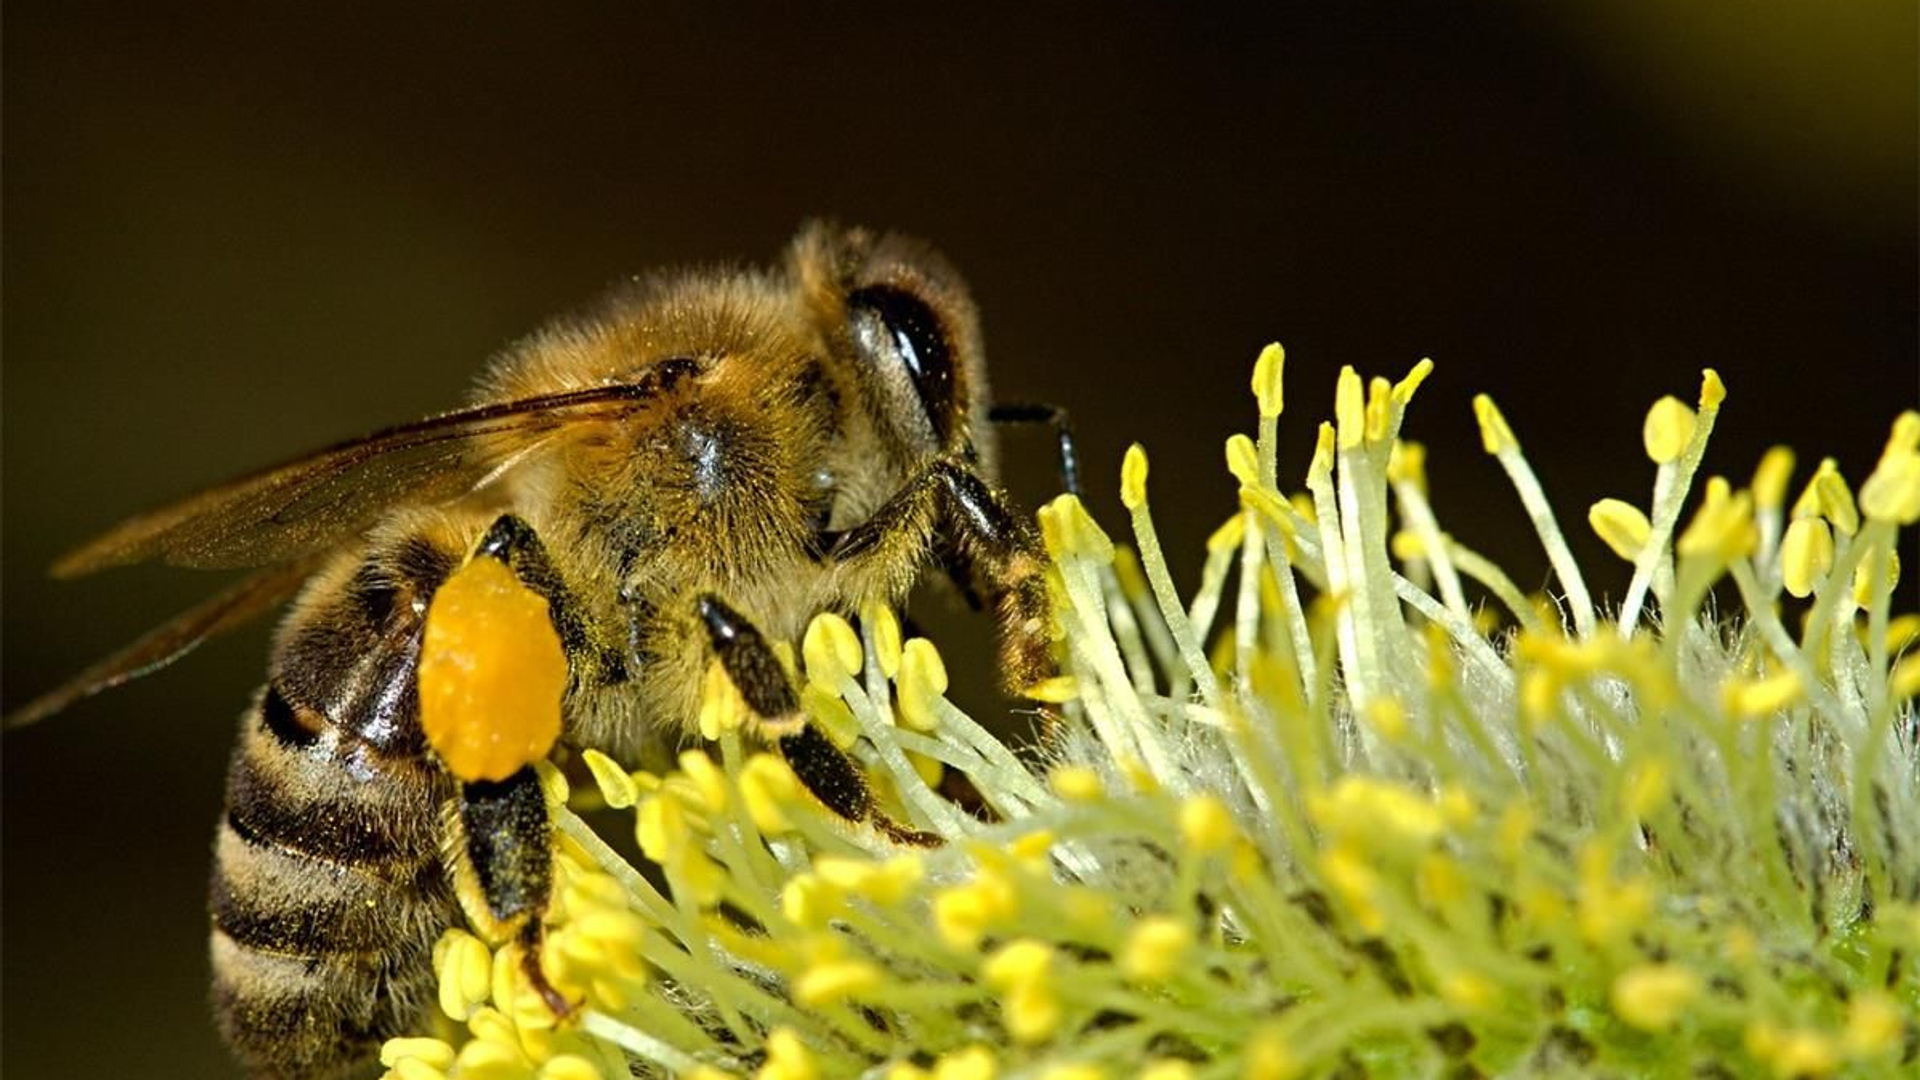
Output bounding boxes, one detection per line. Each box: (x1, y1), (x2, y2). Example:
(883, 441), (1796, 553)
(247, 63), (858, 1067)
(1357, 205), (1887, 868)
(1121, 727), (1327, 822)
(211, 545), (460, 1080)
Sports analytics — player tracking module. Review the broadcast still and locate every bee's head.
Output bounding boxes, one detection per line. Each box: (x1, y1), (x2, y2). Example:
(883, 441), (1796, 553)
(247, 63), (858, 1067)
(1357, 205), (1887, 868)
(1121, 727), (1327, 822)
(791, 223), (997, 481)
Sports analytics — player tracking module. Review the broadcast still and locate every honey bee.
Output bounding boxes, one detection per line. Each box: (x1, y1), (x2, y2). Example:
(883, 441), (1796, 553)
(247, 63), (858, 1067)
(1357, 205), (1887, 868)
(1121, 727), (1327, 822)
(12, 223), (1077, 1080)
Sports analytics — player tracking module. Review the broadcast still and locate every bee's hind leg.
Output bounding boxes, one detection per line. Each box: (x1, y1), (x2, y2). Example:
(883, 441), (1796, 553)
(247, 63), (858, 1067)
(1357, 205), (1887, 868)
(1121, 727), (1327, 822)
(696, 595), (938, 847)
(451, 768), (573, 1016)
(442, 513), (594, 1018)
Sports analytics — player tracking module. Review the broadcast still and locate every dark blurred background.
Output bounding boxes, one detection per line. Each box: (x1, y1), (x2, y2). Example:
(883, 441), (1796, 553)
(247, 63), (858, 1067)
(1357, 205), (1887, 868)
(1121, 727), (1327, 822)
(5, 3), (1913, 1075)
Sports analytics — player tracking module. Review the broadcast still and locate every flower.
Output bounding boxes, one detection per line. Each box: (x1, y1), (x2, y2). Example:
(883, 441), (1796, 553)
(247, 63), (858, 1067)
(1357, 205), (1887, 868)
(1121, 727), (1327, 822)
(387, 353), (1918, 1080)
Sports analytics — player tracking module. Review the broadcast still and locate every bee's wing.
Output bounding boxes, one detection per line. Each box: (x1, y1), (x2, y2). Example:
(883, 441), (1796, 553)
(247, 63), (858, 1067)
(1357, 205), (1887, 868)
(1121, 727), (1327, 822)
(5, 556), (328, 729)
(52, 384), (656, 577)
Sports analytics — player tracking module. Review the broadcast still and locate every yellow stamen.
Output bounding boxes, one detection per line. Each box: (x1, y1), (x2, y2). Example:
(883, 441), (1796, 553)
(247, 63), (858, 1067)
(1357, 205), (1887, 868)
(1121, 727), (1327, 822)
(1121, 444), (1150, 510)
(1251, 342), (1285, 418)
(1641, 396), (1696, 465)
(1588, 499), (1651, 562)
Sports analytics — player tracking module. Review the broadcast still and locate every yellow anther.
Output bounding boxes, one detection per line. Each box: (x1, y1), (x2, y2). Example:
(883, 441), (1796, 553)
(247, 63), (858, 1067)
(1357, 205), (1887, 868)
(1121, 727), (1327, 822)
(803, 613), (863, 692)
(1238, 486), (1297, 540)
(864, 602), (903, 678)
(1251, 342), (1285, 418)
(1049, 765), (1104, 801)
(1884, 409), (1920, 458)
(739, 754), (798, 835)
(897, 637), (949, 732)
(433, 929), (492, 1021)
(1309, 776), (1443, 844)
(382, 1037), (457, 1071)
(933, 1046), (997, 1080)
(1120, 443), (1150, 510)
(1780, 518), (1834, 598)
(635, 794), (688, 864)
(1853, 548), (1900, 607)
(1860, 448), (1920, 524)
(1418, 852), (1467, 907)
(1611, 964), (1699, 1032)
(1753, 1027), (1840, 1079)
(1389, 529), (1426, 562)
(1008, 829), (1055, 866)
(539, 1057), (603, 1080)
(1244, 1023), (1300, 1080)
(1310, 422), (1336, 477)
(1393, 357), (1434, 406)
(1588, 499), (1652, 562)
(1698, 368), (1726, 408)
(418, 555), (566, 783)
(698, 659), (749, 739)
(859, 855), (926, 906)
(1140, 1061), (1196, 1080)
(1318, 844), (1383, 933)
(1752, 446), (1795, 512)
(1363, 696), (1407, 741)
(491, 941), (554, 1032)
(534, 758), (570, 805)
(1440, 971), (1497, 1012)
(780, 873), (841, 929)
(1891, 654), (1920, 701)
(454, 1034), (531, 1078)
(1039, 494), (1116, 563)
(1335, 366), (1365, 449)
(389, 1056), (452, 1080)
(1206, 513), (1248, 554)
(800, 684), (858, 749)
(1121, 915), (1194, 983)
(1675, 477), (1756, 562)
(1364, 375), (1393, 443)
(1178, 793), (1236, 852)
(1021, 674), (1079, 703)
(982, 939), (1053, 989)
(794, 959), (883, 1006)
(1386, 439), (1427, 490)
(1811, 459), (1860, 535)
(1472, 394), (1517, 454)
(1642, 396), (1696, 464)
(1224, 433), (1261, 486)
(581, 749), (638, 810)
(933, 876), (1016, 951)
(1002, 982), (1061, 1044)
(677, 750), (729, 813)
(1844, 990), (1903, 1056)
(758, 1029), (818, 1080)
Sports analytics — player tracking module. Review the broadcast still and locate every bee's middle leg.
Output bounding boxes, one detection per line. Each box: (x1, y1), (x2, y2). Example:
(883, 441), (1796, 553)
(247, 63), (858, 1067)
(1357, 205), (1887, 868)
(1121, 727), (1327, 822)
(696, 594), (937, 846)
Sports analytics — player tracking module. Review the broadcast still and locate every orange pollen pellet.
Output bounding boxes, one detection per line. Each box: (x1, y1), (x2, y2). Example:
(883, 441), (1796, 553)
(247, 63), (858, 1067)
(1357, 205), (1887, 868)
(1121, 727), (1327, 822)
(417, 556), (568, 782)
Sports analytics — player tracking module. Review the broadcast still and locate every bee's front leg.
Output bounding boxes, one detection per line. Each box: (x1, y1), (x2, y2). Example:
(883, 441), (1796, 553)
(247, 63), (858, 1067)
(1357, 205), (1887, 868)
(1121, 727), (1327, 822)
(697, 595), (937, 846)
(832, 459), (1056, 696)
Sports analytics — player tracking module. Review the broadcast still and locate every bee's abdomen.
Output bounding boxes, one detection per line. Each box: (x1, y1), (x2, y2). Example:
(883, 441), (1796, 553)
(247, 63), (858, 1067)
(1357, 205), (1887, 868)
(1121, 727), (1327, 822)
(210, 681), (456, 1080)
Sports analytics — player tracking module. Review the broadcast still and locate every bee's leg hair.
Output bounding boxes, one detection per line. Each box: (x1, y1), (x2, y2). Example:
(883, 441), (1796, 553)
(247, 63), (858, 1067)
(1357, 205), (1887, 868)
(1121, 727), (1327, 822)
(696, 594), (938, 846)
(832, 459), (1056, 695)
(988, 401), (1081, 497)
(455, 767), (572, 1015)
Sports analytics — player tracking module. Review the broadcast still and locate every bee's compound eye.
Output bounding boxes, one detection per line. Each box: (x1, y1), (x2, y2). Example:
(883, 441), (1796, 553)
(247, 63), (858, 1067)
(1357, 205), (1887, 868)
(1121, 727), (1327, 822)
(848, 284), (955, 443)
